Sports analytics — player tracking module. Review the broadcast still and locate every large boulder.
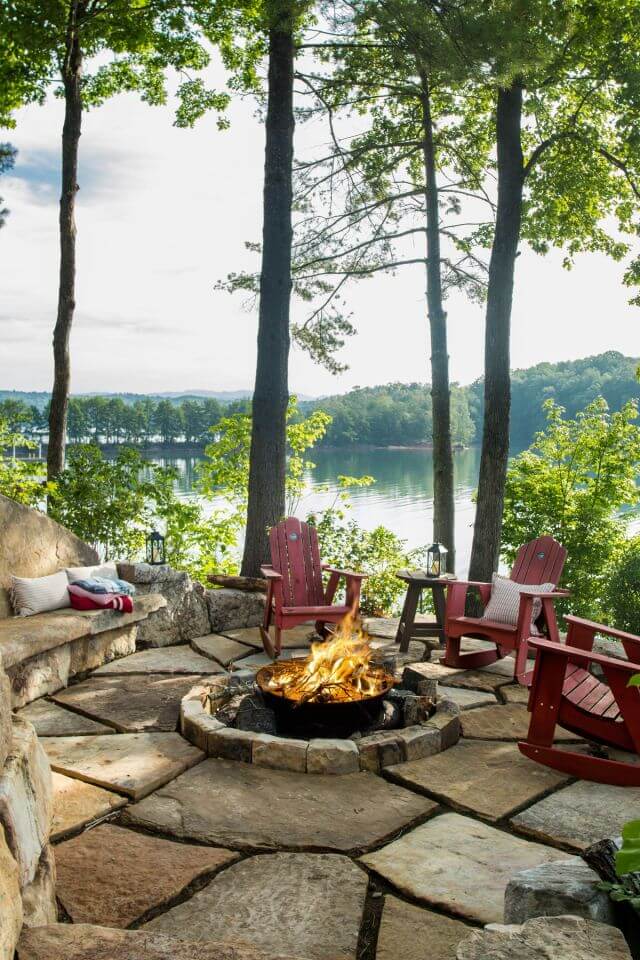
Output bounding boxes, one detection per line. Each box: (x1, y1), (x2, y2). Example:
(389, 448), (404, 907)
(0, 654), (11, 770)
(0, 716), (52, 889)
(206, 588), (265, 633)
(0, 822), (22, 960)
(21, 844), (57, 927)
(504, 857), (615, 925)
(0, 494), (97, 619)
(456, 915), (630, 960)
(118, 564), (210, 646)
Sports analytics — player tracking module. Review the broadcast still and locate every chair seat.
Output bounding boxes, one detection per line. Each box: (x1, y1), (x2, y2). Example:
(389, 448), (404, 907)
(562, 663), (621, 720)
(280, 604), (352, 618)
(450, 615), (518, 634)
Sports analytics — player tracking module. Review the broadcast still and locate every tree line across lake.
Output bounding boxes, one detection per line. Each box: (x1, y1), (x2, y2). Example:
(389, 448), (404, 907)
(4, 351), (638, 453)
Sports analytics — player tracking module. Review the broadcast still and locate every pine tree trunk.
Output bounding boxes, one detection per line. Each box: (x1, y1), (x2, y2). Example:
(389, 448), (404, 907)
(241, 25), (294, 576)
(48, 4), (83, 481)
(468, 83), (524, 582)
(420, 74), (455, 572)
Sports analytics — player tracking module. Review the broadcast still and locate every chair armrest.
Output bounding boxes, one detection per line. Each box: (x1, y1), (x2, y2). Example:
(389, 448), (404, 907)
(528, 636), (640, 672)
(322, 565), (368, 580)
(260, 566), (283, 581)
(565, 614), (640, 660)
(517, 588), (570, 598)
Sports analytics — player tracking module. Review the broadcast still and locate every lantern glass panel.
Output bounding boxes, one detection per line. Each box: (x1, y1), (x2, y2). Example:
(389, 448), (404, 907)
(426, 543), (448, 578)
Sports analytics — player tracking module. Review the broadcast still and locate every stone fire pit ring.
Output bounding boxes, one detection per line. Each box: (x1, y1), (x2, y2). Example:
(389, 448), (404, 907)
(180, 678), (461, 776)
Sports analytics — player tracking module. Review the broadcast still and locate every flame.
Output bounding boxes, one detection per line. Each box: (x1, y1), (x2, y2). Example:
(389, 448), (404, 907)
(264, 612), (392, 704)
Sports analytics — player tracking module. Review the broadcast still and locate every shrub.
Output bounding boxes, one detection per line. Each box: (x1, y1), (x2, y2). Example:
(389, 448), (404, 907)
(605, 537), (640, 635)
(502, 397), (640, 619)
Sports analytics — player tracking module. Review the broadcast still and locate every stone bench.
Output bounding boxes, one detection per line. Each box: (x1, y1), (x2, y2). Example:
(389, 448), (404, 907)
(0, 494), (166, 708)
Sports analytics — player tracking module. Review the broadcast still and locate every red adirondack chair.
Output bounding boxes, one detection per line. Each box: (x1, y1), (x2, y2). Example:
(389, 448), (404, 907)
(442, 536), (568, 684)
(260, 517), (367, 658)
(519, 617), (640, 786)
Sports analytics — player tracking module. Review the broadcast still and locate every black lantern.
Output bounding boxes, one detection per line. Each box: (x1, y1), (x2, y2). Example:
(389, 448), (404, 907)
(146, 530), (165, 566)
(426, 542), (448, 578)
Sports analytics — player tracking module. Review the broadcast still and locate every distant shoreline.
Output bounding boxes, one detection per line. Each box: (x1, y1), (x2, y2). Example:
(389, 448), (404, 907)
(12, 440), (475, 460)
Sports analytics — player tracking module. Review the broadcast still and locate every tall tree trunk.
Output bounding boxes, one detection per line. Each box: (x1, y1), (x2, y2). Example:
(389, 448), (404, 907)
(48, 3), (83, 481)
(241, 25), (294, 576)
(468, 83), (524, 582)
(420, 73), (455, 571)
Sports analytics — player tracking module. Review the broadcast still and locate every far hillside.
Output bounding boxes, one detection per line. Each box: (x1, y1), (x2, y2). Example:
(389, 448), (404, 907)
(2, 351), (638, 452)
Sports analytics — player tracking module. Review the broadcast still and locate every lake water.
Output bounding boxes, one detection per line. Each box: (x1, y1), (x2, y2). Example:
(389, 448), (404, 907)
(153, 447), (482, 576)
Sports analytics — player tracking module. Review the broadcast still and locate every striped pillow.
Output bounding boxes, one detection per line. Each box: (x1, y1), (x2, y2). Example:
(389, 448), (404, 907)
(10, 571), (71, 617)
(481, 574), (555, 632)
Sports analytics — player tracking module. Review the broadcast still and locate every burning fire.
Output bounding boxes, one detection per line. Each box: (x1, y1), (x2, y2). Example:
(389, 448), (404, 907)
(264, 613), (392, 704)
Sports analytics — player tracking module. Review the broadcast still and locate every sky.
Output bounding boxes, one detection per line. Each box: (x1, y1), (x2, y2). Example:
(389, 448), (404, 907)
(1, 57), (639, 399)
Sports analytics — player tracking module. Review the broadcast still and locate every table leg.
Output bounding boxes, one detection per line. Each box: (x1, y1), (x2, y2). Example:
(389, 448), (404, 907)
(396, 584), (421, 653)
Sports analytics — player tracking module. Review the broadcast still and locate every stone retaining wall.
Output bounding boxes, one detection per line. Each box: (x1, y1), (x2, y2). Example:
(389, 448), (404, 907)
(118, 563), (265, 646)
(0, 652), (55, 960)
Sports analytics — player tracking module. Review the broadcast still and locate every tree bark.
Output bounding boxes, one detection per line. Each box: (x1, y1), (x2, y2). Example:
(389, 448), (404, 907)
(48, 1), (83, 481)
(468, 83), (524, 582)
(241, 25), (294, 576)
(420, 73), (455, 572)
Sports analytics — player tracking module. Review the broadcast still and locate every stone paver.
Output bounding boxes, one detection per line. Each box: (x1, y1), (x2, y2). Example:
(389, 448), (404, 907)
(498, 684), (530, 704)
(123, 757), (436, 853)
(17, 699), (113, 737)
(441, 671), (516, 693)
(510, 779), (640, 850)
(460, 703), (583, 742)
(456, 915), (631, 960)
(51, 771), (127, 841)
(52, 674), (214, 732)
(43, 733), (203, 801)
(145, 852), (367, 960)
(385, 739), (570, 821)
(376, 896), (470, 960)
(437, 686), (497, 711)
(361, 812), (572, 925)
(232, 649), (311, 669)
(18, 924), (305, 960)
(225, 625), (315, 649)
(55, 823), (239, 928)
(191, 634), (256, 667)
(94, 646), (226, 676)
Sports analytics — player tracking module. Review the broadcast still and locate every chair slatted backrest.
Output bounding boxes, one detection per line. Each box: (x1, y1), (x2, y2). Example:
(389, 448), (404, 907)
(269, 517), (325, 607)
(510, 536), (566, 586)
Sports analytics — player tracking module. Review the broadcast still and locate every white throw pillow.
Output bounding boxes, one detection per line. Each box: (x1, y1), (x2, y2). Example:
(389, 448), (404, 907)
(481, 574), (555, 632)
(10, 571), (71, 617)
(65, 562), (118, 582)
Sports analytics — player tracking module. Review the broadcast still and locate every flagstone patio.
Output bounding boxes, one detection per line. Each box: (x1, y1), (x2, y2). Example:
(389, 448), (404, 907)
(17, 622), (635, 959)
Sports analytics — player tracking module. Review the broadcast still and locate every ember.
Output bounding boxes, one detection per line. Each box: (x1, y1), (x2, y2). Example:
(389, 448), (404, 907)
(261, 613), (393, 705)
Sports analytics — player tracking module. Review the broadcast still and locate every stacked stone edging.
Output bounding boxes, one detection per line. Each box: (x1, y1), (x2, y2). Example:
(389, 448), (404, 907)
(0, 652), (56, 959)
(180, 681), (461, 775)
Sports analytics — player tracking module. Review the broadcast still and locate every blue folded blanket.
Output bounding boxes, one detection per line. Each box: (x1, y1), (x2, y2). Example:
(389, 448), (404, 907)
(70, 576), (136, 597)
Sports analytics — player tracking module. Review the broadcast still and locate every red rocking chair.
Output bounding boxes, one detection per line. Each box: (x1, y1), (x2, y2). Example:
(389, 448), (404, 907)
(442, 536), (568, 683)
(260, 517), (367, 658)
(519, 617), (640, 786)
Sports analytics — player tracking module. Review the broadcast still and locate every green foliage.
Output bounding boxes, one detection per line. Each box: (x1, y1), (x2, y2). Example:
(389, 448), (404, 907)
(618, 820), (640, 877)
(605, 538), (640, 635)
(48, 444), (235, 575)
(0, 418), (47, 508)
(502, 397), (640, 619)
(1, 0), (231, 131)
(309, 508), (426, 616)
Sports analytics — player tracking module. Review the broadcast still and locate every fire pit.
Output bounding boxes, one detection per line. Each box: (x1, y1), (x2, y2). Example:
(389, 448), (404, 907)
(179, 613), (462, 775)
(256, 617), (394, 737)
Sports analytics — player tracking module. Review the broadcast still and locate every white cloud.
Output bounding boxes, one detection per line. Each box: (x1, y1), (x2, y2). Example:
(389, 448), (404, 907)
(1, 61), (638, 397)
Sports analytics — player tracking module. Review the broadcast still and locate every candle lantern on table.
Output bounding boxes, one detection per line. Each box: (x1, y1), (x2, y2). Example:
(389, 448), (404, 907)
(426, 542), (448, 578)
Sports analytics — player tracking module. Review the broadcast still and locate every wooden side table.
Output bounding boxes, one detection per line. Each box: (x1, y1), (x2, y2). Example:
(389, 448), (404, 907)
(394, 571), (454, 652)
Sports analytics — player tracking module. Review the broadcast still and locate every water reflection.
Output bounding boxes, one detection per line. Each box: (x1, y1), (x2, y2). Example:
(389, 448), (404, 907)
(153, 447), (482, 576)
